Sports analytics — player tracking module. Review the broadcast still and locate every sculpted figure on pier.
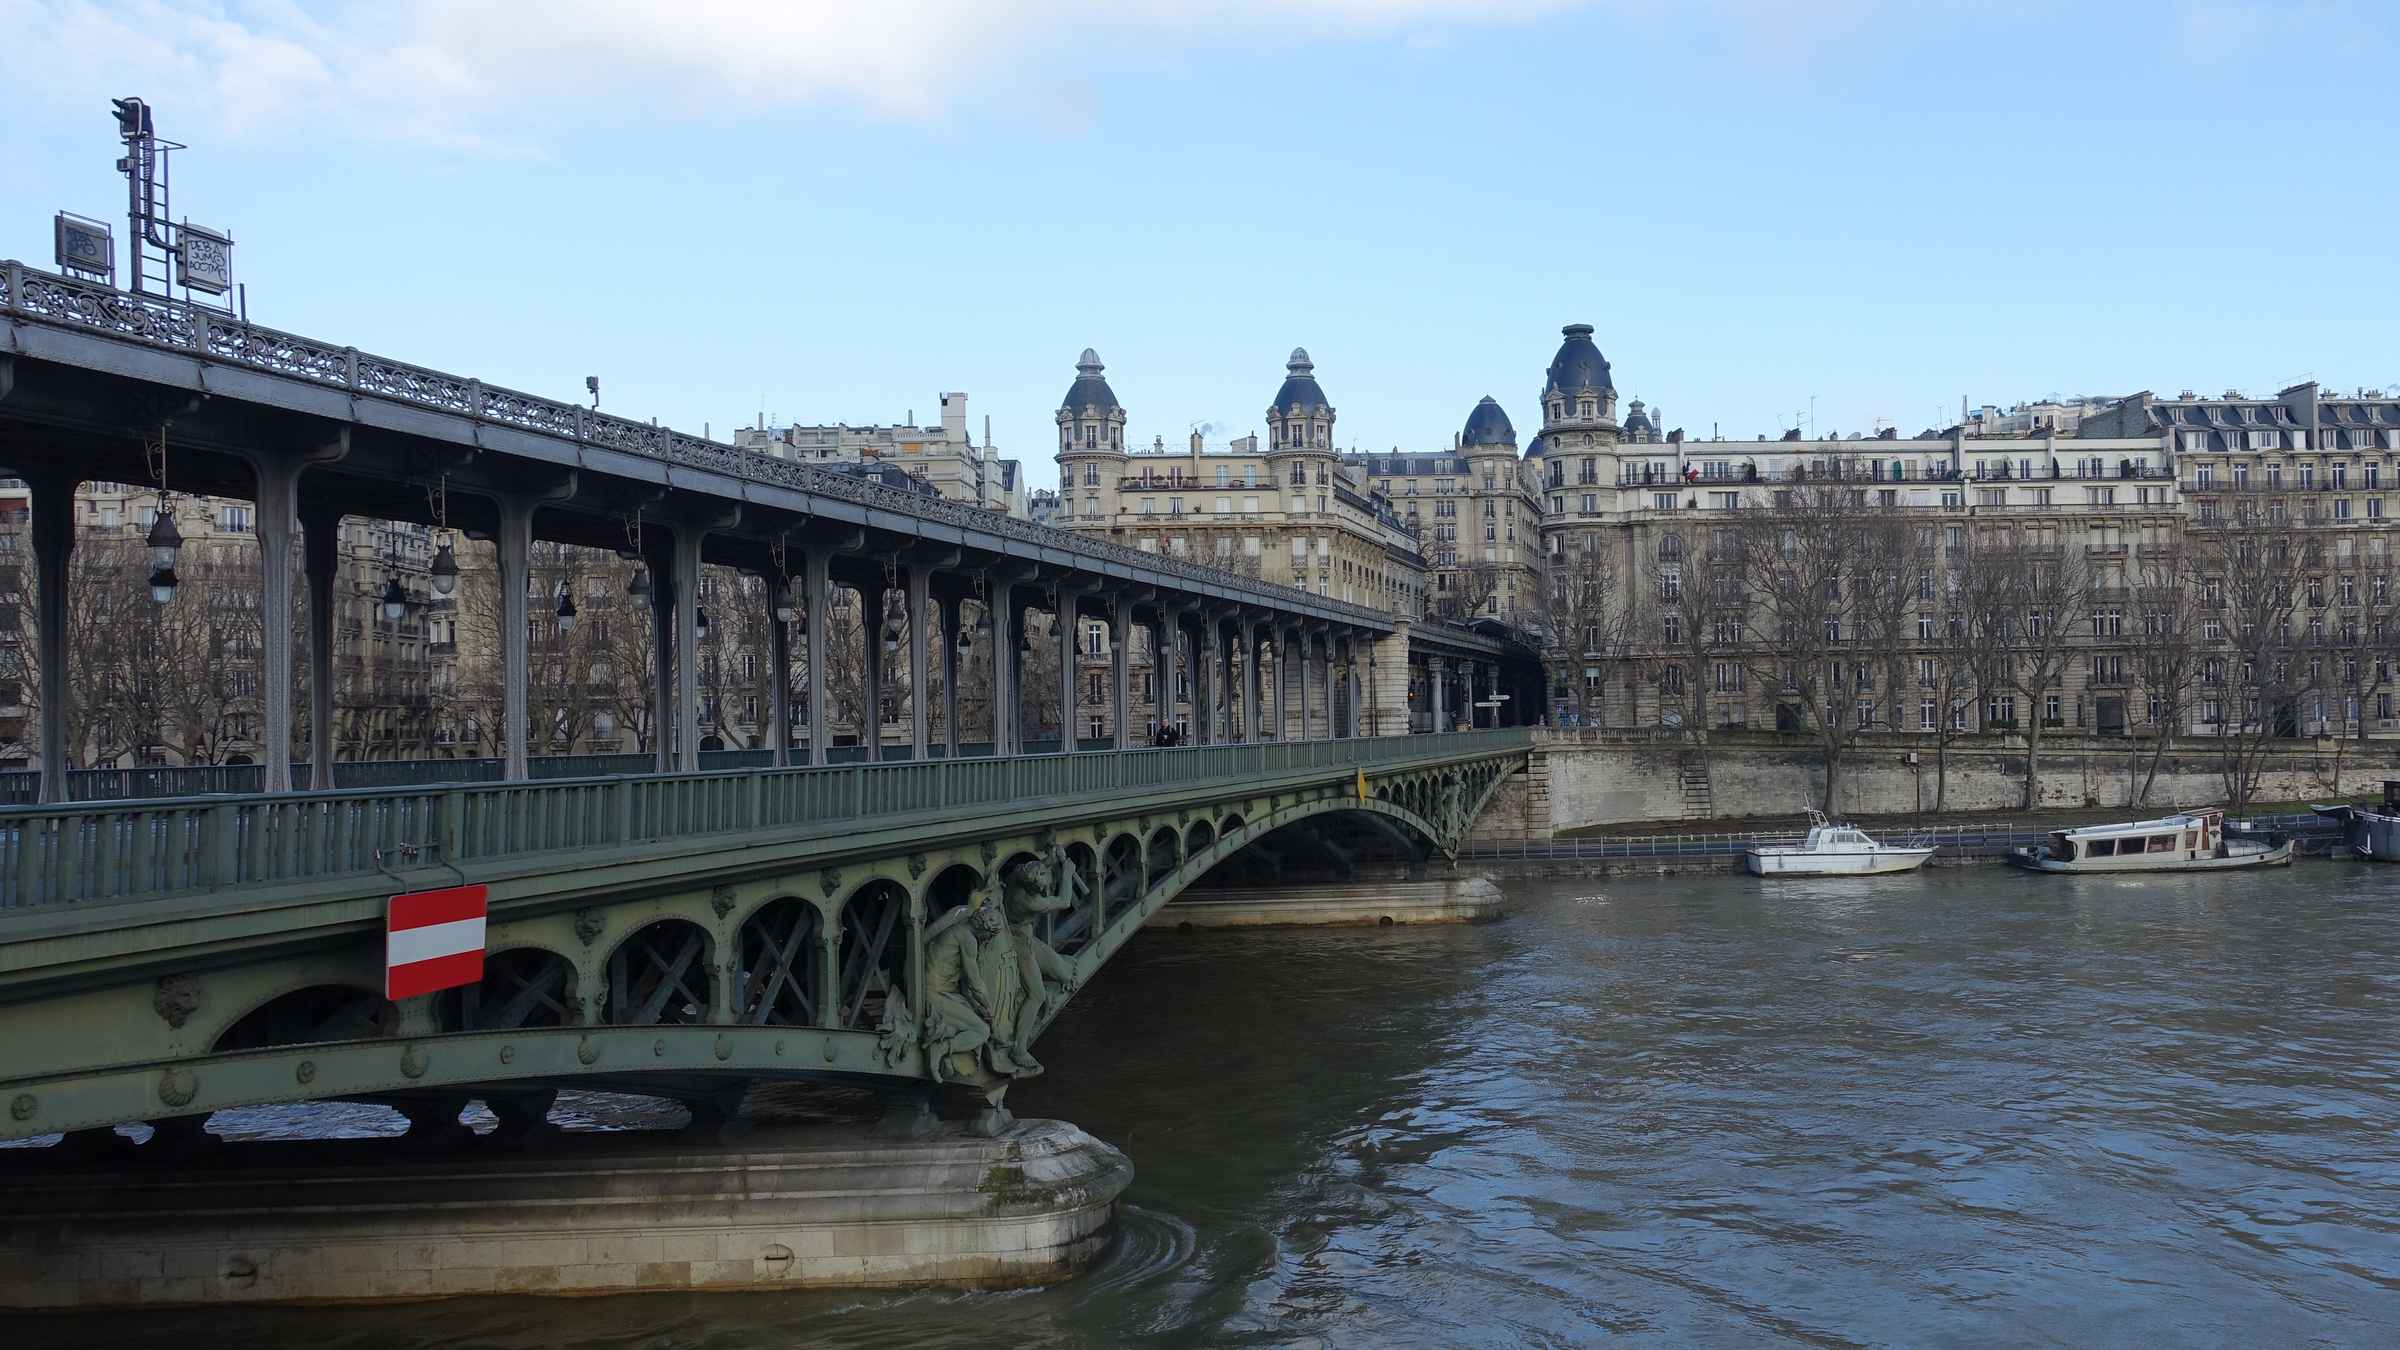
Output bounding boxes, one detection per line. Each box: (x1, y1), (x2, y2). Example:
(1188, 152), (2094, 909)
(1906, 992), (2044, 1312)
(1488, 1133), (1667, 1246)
(878, 850), (1080, 1086)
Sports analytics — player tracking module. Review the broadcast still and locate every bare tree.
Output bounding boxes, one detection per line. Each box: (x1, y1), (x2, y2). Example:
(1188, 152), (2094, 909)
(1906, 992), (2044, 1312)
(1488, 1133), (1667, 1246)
(2123, 545), (2203, 807)
(2317, 540), (2396, 795)
(1433, 561), (1503, 622)
(1738, 482), (1877, 814)
(2193, 506), (2313, 812)
(1534, 530), (1627, 729)
(1922, 538), (2011, 810)
(1851, 513), (1932, 737)
(1999, 539), (2096, 809)
(1647, 523), (1749, 735)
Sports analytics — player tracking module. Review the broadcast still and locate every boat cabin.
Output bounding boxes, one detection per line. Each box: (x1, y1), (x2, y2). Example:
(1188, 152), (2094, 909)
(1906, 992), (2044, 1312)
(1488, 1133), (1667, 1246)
(1802, 825), (1880, 852)
(2037, 811), (2219, 864)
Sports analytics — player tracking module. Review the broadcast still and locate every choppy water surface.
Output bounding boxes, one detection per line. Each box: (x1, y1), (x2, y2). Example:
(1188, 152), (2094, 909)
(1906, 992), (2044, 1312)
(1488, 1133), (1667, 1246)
(32, 866), (2400, 1347)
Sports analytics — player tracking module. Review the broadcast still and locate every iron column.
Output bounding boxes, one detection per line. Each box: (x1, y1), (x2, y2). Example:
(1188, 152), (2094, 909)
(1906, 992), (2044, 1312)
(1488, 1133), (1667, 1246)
(1112, 595), (1133, 750)
(804, 549), (830, 767)
(768, 581), (792, 769)
(860, 576), (884, 764)
(673, 522), (703, 773)
(26, 473), (74, 803)
(907, 564), (930, 761)
(939, 592), (961, 759)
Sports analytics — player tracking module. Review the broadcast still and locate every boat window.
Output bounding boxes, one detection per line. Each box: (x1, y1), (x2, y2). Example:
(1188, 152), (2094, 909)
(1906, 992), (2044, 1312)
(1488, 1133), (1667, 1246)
(2184, 831), (2197, 849)
(2147, 835), (2175, 854)
(2088, 838), (2117, 857)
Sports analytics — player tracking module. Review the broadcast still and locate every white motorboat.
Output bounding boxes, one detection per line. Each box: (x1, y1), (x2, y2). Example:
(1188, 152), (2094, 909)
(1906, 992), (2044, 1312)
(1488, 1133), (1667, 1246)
(1745, 813), (1936, 877)
(2009, 808), (2291, 873)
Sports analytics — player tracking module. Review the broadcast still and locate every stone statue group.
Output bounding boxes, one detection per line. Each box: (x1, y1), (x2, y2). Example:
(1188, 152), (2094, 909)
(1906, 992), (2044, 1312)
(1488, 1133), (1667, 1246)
(879, 848), (1082, 1086)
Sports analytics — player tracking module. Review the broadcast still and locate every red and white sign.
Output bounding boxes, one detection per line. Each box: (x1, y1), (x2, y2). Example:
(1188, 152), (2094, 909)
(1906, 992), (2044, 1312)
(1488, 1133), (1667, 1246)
(385, 884), (489, 1000)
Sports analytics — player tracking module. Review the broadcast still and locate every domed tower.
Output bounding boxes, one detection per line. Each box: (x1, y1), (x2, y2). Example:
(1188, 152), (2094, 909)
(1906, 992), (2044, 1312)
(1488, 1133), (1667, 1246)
(1265, 347), (1337, 504)
(1622, 398), (1655, 444)
(1538, 322), (1623, 516)
(1461, 395), (1516, 454)
(1056, 348), (1128, 520)
(1460, 393), (1519, 511)
(1542, 323), (1618, 433)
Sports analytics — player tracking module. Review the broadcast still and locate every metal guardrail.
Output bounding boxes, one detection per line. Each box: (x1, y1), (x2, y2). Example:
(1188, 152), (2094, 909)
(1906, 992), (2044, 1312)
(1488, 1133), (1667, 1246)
(0, 729), (1531, 910)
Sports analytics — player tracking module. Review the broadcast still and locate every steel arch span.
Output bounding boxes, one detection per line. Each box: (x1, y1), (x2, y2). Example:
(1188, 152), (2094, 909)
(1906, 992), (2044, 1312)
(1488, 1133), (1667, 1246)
(0, 739), (1525, 1142)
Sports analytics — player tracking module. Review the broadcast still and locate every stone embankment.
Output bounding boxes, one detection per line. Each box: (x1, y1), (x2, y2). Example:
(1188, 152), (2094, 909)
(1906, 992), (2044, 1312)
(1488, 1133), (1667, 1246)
(1468, 731), (2400, 843)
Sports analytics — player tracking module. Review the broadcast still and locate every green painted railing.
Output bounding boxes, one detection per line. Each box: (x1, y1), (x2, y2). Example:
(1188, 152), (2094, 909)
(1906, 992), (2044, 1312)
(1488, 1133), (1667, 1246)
(0, 731), (1530, 911)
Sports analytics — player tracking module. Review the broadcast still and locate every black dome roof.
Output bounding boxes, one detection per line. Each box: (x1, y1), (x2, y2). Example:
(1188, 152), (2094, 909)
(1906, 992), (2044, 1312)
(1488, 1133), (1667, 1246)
(1060, 348), (1120, 414)
(1461, 396), (1516, 448)
(1623, 398), (1653, 432)
(1271, 347), (1332, 415)
(1524, 432), (1548, 459)
(1545, 323), (1614, 398)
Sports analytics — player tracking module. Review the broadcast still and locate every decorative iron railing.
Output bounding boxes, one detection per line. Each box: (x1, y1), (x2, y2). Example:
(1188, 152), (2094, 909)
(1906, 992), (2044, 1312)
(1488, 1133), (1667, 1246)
(0, 729), (1531, 910)
(0, 261), (1391, 629)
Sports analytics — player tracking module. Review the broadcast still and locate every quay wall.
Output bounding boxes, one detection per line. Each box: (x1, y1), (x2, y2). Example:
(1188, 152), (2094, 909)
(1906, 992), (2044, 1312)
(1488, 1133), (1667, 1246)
(1475, 734), (2400, 840)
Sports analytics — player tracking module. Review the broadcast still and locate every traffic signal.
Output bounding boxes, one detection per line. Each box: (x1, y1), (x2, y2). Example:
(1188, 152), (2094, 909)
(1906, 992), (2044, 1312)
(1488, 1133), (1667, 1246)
(111, 96), (151, 139)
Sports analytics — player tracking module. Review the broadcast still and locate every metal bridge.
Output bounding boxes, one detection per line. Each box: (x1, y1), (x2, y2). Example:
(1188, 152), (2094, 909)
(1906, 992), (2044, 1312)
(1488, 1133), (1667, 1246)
(0, 729), (1530, 1144)
(0, 259), (1541, 806)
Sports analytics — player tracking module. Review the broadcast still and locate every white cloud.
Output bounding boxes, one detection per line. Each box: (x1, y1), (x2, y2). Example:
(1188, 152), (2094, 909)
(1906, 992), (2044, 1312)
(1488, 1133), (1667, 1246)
(34, 0), (2288, 147)
(4, 0), (1588, 146)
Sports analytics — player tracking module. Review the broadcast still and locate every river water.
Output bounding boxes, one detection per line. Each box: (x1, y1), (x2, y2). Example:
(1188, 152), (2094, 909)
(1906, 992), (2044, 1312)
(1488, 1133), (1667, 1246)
(26, 865), (2400, 1347)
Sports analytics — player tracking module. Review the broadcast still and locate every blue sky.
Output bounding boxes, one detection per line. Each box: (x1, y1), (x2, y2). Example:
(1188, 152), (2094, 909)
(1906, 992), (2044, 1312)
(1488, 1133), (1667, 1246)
(4, 1), (2396, 490)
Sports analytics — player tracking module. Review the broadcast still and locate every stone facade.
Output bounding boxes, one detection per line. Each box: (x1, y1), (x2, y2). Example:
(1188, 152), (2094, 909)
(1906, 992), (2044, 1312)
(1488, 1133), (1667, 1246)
(1054, 349), (1428, 616)
(735, 391), (1026, 519)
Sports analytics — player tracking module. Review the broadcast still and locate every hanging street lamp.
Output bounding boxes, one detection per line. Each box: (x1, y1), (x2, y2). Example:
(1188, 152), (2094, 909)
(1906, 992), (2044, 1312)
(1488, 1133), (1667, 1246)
(145, 502), (183, 604)
(429, 538), (459, 597)
(380, 575), (408, 622)
(556, 585), (577, 634)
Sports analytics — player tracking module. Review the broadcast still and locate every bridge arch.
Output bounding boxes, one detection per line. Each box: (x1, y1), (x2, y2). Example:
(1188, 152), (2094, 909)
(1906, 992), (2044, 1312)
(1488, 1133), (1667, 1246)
(1142, 794), (1451, 912)
(1055, 842), (1100, 955)
(598, 919), (715, 1026)
(922, 862), (983, 920)
(1184, 819), (1216, 857)
(212, 982), (392, 1055)
(447, 947), (580, 1031)
(1144, 827), (1180, 888)
(732, 898), (825, 1027)
(1101, 833), (1143, 929)
(836, 878), (910, 1031)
